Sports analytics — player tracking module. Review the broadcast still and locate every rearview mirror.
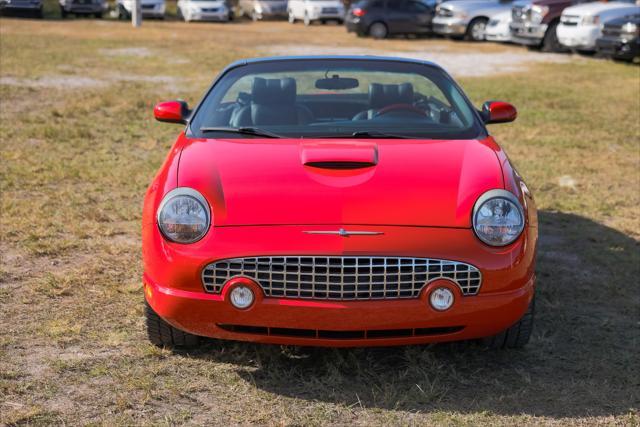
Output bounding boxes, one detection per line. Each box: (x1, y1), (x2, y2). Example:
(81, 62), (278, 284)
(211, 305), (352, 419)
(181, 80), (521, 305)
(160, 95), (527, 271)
(154, 100), (190, 124)
(316, 75), (360, 91)
(481, 101), (517, 124)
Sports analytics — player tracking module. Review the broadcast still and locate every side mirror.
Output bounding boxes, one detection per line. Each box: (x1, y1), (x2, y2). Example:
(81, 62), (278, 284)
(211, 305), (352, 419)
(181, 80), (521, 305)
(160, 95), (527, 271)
(481, 101), (517, 124)
(154, 100), (190, 124)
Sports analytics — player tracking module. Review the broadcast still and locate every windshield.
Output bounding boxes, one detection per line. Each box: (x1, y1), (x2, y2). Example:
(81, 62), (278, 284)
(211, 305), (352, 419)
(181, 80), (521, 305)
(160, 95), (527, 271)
(190, 59), (484, 139)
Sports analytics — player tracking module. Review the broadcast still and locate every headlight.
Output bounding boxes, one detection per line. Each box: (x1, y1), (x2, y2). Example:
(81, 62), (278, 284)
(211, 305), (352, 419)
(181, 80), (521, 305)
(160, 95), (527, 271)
(581, 14), (600, 25)
(157, 188), (210, 243)
(531, 5), (549, 24)
(472, 190), (525, 246)
(622, 22), (638, 35)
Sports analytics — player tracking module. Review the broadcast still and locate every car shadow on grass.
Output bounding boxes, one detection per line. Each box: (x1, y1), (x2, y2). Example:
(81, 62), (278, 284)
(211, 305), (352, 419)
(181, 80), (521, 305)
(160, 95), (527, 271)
(182, 210), (639, 418)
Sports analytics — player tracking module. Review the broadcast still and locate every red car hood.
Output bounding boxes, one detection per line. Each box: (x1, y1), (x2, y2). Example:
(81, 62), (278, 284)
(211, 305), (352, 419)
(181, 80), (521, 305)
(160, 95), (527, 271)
(177, 137), (504, 228)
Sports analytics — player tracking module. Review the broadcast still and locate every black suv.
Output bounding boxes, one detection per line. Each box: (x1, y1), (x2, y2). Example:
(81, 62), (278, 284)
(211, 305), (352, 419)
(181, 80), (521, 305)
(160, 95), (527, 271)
(596, 14), (640, 62)
(345, 0), (435, 39)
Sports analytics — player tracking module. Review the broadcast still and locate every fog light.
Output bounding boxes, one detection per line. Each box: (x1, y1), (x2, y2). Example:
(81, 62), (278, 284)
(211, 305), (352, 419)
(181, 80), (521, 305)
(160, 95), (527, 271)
(430, 287), (454, 311)
(229, 285), (254, 309)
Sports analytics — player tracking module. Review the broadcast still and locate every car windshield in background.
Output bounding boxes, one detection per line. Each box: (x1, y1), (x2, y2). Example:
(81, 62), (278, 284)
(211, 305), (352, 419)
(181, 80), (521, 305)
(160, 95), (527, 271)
(190, 59), (484, 139)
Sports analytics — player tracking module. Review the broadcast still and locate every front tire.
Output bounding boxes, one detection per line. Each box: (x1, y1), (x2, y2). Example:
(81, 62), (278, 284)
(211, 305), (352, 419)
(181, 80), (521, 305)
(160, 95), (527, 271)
(466, 17), (488, 41)
(369, 21), (388, 39)
(145, 301), (200, 349)
(541, 21), (566, 53)
(482, 297), (535, 349)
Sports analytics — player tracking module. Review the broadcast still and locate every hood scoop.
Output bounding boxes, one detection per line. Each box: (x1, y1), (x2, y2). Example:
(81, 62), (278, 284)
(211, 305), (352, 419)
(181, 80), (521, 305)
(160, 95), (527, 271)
(301, 142), (378, 169)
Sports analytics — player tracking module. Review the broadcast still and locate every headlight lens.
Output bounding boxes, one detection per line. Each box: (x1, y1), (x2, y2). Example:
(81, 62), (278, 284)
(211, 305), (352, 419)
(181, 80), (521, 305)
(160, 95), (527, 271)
(157, 188), (210, 243)
(472, 190), (525, 246)
(622, 22), (638, 35)
(531, 5), (549, 24)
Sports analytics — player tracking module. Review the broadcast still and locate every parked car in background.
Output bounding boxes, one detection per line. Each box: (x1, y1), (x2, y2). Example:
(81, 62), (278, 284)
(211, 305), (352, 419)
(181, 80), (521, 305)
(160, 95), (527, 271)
(433, 0), (518, 42)
(596, 13), (640, 61)
(510, 0), (579, 51)
(288, 0), (345, 25)
(345, 0), (435, 39)
(0, 0), (43, 18)
(557, 0), (639, 52)
(238, 0), (287, 20)
(485, 9), (514, 42)
(177, 0), (232, 21)
(116, 0), (165, 18)
(60, 0), (106, 18)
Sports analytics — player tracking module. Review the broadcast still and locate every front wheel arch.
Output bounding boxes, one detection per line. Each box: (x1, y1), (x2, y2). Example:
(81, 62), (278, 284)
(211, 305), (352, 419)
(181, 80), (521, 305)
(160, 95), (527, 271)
(465, 16), (489, 41)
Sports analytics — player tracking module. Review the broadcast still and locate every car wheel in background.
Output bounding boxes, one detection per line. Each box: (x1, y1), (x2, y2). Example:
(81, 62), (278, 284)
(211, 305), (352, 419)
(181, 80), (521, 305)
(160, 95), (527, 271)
(288, 10), (295, 23)
(304, 12), (311, 26)
(482, 297), (535, 349)
(35, 7), (43, 18)
(60, 6), (67, 18)
(94, 12), (102, 18)
(466, 17), (488, 41)
(542, 21), (566, 53)
(145, 302), (200, 349)
(369, 21), (388, 39)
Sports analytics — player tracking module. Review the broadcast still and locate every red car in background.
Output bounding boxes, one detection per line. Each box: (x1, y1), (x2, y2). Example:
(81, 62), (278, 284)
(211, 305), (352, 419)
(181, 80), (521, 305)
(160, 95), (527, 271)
(143, 56), (537, 349)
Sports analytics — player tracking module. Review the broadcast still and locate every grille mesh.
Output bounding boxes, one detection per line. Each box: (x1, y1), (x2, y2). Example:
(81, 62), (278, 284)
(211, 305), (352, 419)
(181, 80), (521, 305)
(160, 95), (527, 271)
(202, 257), (481, 300)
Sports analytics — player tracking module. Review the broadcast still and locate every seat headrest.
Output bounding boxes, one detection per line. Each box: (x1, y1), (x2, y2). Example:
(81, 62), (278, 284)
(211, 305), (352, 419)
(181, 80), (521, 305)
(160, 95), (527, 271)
(252, 77), (297, 105)
(369, 83), (414, 109)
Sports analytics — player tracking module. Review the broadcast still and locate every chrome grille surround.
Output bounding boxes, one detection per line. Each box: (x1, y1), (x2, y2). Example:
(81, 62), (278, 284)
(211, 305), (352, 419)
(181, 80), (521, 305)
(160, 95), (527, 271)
(202, 256), (482, 300)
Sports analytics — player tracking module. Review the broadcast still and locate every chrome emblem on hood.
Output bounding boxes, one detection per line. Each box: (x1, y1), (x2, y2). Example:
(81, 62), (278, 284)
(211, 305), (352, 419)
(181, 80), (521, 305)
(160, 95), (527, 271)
(304, 228), (383, 237)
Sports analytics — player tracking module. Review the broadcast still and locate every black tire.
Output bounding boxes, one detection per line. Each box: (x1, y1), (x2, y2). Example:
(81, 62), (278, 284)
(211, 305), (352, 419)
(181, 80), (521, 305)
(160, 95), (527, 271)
(369, 21), (388, 39)
(60, 6), (67, 18)
(541, 20), (566, 53)
(94, 12), (102, 18)
(145, 301), (200, 348)
(482, 297), (535, 349)
(466, 17), (488, 41)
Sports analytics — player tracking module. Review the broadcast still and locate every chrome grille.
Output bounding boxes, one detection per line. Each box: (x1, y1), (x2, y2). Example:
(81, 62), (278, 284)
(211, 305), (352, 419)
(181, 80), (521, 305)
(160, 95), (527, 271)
(202, 256), (482, 300)
(512, 6), (530, 23)
(602, 25), (623, 37)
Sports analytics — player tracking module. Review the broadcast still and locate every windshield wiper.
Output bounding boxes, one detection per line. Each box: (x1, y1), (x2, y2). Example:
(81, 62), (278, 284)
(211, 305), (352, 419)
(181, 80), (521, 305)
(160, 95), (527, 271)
(199, 126), (283, 138)
(310, 131), (413, 139)
(350, 131), (412, 139)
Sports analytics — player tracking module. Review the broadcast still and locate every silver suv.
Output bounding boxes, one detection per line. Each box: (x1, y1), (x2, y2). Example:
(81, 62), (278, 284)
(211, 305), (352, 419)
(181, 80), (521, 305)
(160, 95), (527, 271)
(433, 0), (518, 41)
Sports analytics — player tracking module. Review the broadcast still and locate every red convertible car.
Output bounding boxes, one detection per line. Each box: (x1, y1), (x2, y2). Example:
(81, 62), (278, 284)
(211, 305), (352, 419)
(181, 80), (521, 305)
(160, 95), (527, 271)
(143, 56), (537, 349)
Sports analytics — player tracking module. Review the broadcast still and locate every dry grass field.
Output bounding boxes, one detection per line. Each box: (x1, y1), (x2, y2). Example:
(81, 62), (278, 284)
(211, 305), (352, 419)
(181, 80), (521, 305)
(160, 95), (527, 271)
(1, 11), (639, 426)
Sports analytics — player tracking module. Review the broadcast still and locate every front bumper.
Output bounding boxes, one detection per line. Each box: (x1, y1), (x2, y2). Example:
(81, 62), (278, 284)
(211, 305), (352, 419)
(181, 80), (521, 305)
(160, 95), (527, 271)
(557, 23), (599, 50)
(143, 224), (537, 347)
(0, 2), (41, 10)
(510, 21), (548, 45)
(486, 22), (511, 42)
(432, 17), (467, 36)
(596, 35), (639, 60)
(64, 3), (103, 13)
(187, 10), (228, 20)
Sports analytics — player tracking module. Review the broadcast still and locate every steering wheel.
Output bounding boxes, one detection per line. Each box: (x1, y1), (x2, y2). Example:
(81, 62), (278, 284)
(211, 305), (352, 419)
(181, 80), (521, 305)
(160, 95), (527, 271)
(374, 103), (427, 118)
